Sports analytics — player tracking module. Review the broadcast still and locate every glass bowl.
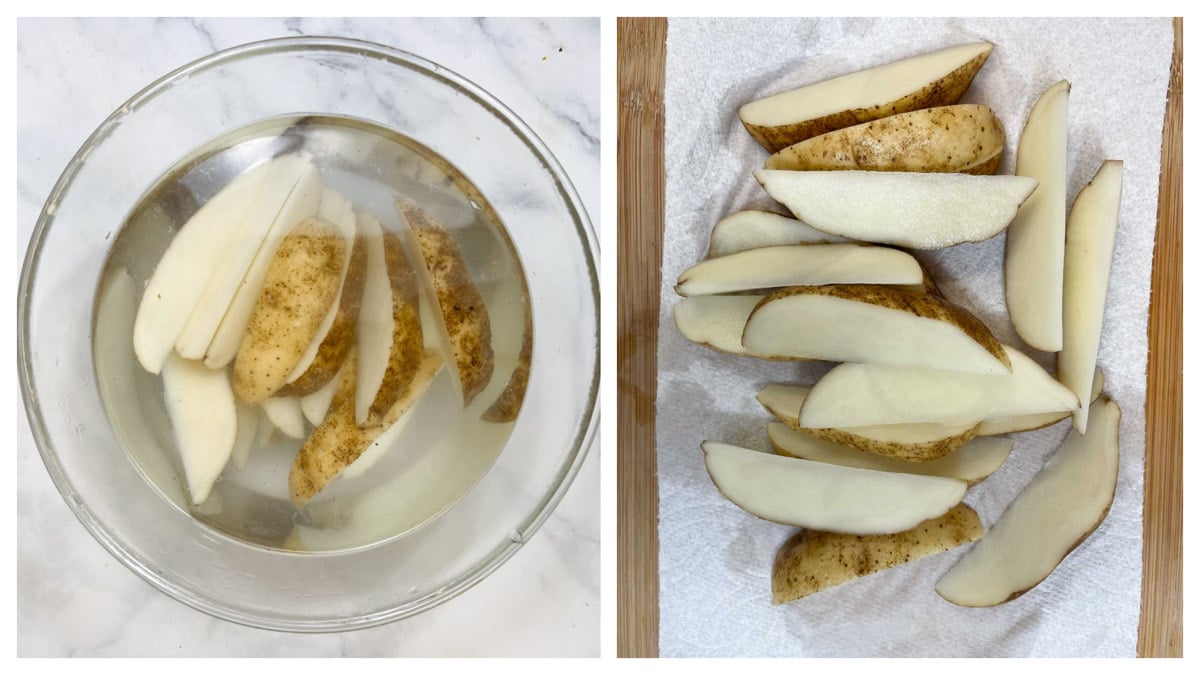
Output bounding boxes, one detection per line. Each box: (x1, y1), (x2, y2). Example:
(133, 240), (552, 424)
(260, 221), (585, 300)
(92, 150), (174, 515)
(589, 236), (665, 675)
(17, 36), (599, 631)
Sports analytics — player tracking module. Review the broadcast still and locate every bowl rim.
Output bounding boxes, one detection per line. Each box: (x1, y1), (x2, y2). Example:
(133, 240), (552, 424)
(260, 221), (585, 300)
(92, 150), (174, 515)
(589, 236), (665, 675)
(17, 33), (600, 632)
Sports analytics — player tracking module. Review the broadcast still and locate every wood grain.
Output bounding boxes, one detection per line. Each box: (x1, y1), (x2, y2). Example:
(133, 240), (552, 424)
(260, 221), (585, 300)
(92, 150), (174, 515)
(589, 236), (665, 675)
(617, 16), (666, 659)
(1137, 16), (1182, 659)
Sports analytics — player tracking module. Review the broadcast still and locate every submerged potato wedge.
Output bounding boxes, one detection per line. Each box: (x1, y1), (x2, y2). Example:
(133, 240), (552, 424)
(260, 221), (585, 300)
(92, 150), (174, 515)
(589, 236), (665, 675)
(232, 217), (346, 403)
(765, 105), (1005, 174)
(366, 232), (425, 424)
(772, 503), (983, 604)
(398, 196), (494, 406)
(739, 42), (993, 152)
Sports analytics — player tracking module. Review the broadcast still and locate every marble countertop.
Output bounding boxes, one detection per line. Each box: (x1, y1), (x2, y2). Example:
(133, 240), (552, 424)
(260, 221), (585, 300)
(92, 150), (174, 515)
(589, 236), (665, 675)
(17, 17), (599, 657)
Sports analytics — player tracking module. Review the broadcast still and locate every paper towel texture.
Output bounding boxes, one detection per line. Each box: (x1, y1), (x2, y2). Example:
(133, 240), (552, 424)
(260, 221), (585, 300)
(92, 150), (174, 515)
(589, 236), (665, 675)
(658, 17), (1173, 657)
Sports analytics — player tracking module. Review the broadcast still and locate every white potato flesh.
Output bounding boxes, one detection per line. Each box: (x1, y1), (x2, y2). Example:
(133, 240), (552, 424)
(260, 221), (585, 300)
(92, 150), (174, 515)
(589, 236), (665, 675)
(742, 291), (1008, 374)
(673, 295), (765, 356)
(703, 441), (967, 535)
(675, 244), (922, 296)
(253, 406), (276, 449)
(354, 212), (396, 425)
(287, 188), (359, 383)
(757, 384), (978, 444)
(133, 160), (269, 374)
(300, 374), (340, 427)
(800, 345), (1079, 428)
(1061, 161), (1123, 433)
(738, 43), (993, 128)
(202, 162), (324, 369)
(769, 423), (1012, 484)
(1005, 80), (1071, 352)
(980, 366), (1104, 435)
(261, 396), (306, 440)
(173, 154), (313, 361)
(230, 402), (259, 470)
(339, 354), (444, 480)
(936, 398), (1120, 606)
(756, 170), (1037, 249)
(706, 210), (851, 258)
(160, 352), (237, 504)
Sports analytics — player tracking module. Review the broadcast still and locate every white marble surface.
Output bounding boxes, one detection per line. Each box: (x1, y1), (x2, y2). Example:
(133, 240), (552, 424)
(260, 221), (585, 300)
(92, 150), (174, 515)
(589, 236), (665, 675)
(16, 17), (599, 657)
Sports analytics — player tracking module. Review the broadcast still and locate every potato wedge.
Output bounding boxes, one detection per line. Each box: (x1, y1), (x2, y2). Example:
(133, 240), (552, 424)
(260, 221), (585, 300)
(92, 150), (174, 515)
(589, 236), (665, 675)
(675, 244), (923, 296)
(482, 317), (532, 423)
(739, 42), (993, 152)
(756, 169), (1037, 249)
(769, 423), (1012, 486)
(936, 398), (1120, 607)
(764, 105), (1005, 174)
(979, 366), (1104, 435)
(772, 504), (983, 604)
(397, 196), (494, 406)
(706, 209), (852, 258)
(161, 352), (237, 505)
(743, 285), (1010, 374)
(365, 232), (425, 425)
(231, 217), (346, 403)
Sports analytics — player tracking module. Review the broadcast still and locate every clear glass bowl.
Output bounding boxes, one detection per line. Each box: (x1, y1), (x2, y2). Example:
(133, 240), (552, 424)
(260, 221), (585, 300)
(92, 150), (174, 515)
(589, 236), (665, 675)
(17, 36), (599, 631)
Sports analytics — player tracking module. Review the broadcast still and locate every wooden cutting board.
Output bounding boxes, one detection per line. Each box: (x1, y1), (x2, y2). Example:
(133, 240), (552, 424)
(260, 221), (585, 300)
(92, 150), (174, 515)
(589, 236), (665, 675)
(617, 16), (1182, 658)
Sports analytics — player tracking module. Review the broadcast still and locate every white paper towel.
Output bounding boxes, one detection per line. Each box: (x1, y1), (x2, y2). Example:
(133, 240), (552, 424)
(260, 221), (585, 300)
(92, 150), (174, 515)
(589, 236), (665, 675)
(658, 17), (1174, 658)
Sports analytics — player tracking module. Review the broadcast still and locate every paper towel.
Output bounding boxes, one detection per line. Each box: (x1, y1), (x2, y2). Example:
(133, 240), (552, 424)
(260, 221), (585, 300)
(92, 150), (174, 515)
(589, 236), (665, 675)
(658, 17), (1173, 657)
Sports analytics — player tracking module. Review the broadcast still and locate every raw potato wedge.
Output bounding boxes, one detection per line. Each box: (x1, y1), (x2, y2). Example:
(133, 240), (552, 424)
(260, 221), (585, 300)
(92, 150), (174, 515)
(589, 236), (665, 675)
(706, 209), (852, 258)
(482, 313), (532, 423)
(936, 398), (1121, 607)
(365, 232), (425, 425)
(1005, 80), (1071, 352)
(773, 503), (984, 604)
(397, 196), (494, 406)
(354, 212), (396, 425)
(980, 367), (1104, 435)
(769, 423), (1012, 486)
(675, 244), (923, 296)
(764, 105), (1005, 175)
(300, 372), (340, 427)
(1060, 161), (1123, 433)
(757, 384), (980, 462)
(261, 396), (306, 440)
(703, 441), (967, 534)
(742, 285), (1010, 374)
(232, 217), (346, 403)
(230, 402), (259, 471)
(160, 352), (237, 505)
(799, 345), (1079, 428)
(674, 295), (778, 358)
(756, 170), (1037, 250)
(739, 42), (993, 152)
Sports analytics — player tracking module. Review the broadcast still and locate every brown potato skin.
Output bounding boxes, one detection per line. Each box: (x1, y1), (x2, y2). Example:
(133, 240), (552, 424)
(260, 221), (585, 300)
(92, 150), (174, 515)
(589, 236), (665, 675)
(772, 503), (983, 604)
(366, 232), (424, 424)
(764, 105), (1005, 174)
(277, 234), (368, 398)
(289, 353), (373, 507)
(742, 48), (992, 153)
(793, 422), (981, 463)
(482, 309), (532, 423)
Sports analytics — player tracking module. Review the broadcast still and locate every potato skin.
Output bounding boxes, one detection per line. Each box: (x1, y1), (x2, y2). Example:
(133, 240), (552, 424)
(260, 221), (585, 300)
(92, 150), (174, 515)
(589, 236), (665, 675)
(743, 48), (992, 153)
(793, 422), (981, 463)
(764, 105), (1005, 174)
(233, 217), (345, 403)
(366, 232), (424, 424)
(289, 353), (370, 507)
(772, 503), (983, 604)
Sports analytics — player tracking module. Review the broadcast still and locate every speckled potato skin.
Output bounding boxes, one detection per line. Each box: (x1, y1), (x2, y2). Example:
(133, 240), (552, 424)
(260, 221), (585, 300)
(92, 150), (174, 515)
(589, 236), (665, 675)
(764, 105), (1005, 174)
(483, 311), (532, 423)
(787, 421), (982, 463)
(752, 284), (1011, 371)
(233, 218), (346, 403)
(399, 198), (494, 406)
(771, 503), (983, 604)
(289, 353), (372, 507)
(742, 49), (993, 153)
(367, 232), (424, 424)
(277, 234), (368, 398)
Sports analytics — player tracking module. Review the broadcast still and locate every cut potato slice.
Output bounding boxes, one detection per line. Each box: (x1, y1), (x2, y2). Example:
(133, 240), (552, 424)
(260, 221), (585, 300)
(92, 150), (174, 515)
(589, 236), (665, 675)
(756, 170), (1037, 249)
(980, 366), (1104, 435)
(173, 154), (314, 361)
(757, 383), (980, 461)
(739, 42), (993, 152)
(365, 232), (424, 425)
(397, 196), (494, 406)
(773, 503), (983, 604)
(674, 295), (777, 358)
(261, 396), (306, 440)
(230, 402), (259, 471)
(706, 210), (851, 258)
(1005, 80), (1071, 352)
(675, 244), (923, 296)
(254, 406), (277, 449)
(1061, 161), (1123, 433)
(764, 105), (1005, 175)
(800, 345), (1079, 428)
(133, 159), (270, 374)
(231, 217), (346, 403)
(200, 160), (324, 368)
(743, 285), (1010, 374)
(936, 398), (1120, 606)
(702, 441), (967, 535)
(300, 373), (340, 427)
(354, 212), (396, 425)
(160, 352), (237, 505)
(769, 423), (1012, 486)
